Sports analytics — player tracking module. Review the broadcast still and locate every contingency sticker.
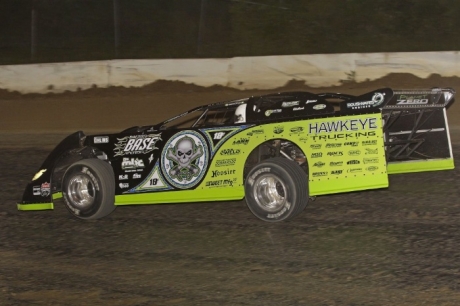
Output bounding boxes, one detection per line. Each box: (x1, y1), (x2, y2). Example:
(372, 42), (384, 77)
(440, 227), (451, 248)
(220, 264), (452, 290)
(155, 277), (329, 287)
(201, 126), (249, 157)
(304, 113), (388, 195)
(130, 162), (171, 192)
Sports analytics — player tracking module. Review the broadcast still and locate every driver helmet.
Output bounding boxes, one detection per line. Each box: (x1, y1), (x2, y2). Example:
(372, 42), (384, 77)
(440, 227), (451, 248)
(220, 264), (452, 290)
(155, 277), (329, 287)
(234, 103), (247, 123)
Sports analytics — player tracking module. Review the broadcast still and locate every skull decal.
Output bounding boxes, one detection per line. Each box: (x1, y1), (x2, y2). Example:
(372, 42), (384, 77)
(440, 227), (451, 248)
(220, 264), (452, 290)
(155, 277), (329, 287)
(167, 136), (203, 181)
(161, 131), (208, 189)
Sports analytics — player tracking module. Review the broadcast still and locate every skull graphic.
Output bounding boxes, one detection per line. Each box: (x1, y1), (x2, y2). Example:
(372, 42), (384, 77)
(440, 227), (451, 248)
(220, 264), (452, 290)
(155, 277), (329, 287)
(166, 136), (203, 181)
(177, 138), (194, 166)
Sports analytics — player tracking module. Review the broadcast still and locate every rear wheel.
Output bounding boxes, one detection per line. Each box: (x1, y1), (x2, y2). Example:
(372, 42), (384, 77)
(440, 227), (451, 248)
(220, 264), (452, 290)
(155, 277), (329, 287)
(244, 157), (308, 222)
(62, 159), (115, 220)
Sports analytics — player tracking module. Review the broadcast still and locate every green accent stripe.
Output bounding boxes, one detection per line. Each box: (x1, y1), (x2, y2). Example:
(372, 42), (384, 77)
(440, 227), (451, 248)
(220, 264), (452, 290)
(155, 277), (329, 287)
(17, 202), (54, 211)
(52, 192), (63, 200)
(115, 187), (244, 206)
(387, 158), (454, 174)
(310, 173), (389, 196)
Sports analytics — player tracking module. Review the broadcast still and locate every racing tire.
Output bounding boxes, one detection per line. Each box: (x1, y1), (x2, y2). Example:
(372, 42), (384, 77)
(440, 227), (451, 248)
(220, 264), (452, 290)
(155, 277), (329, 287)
(62, 159), (115, 220)
(244, 157), (309, 222)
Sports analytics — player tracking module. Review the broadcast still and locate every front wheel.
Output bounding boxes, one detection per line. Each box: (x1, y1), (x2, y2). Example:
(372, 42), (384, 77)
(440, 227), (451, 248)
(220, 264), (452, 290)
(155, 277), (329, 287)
(244, 157), (309, 222)
(62, 159), (115, 220)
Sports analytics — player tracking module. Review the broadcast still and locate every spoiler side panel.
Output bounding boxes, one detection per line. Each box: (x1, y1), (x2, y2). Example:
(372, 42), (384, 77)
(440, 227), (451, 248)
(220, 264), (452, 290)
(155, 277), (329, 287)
(383, 88), (455, 174)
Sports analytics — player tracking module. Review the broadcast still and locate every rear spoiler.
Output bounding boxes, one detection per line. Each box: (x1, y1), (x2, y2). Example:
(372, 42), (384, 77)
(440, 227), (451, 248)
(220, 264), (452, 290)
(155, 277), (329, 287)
(382, 88), (455, 174)
(335, 87), (455, 113)
(322, 87), (455, 174)
(385, 88), (455, 109)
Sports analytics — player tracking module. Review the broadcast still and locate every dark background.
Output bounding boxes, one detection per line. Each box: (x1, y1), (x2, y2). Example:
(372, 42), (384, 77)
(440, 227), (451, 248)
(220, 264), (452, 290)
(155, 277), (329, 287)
(2, 0), (460, 65)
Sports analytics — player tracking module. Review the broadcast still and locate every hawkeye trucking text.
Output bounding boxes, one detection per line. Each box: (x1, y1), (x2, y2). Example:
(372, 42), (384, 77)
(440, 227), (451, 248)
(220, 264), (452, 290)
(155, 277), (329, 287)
(308, 118), (378, 134)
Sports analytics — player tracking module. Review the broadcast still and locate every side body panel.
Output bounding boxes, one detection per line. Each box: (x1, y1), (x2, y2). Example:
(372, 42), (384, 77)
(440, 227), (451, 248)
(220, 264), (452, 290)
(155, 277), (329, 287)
(115, 112), (388, 205)
(302, 112), (387, 195)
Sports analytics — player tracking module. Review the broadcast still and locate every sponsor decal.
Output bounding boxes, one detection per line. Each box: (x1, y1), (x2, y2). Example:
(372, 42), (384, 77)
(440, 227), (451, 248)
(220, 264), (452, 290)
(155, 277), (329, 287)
(347, 168), (362, 173)
(312, 172), (328, 177)
(215, 158), (236, 167)
(347, 92), (385, 109)
(83, 167), (99, 191)
(247, 167), (271, 186)
(206, 178), (236, 188)
(40, 182), (51, 197)
(327, 151), (343, 157)
(246, 129), (264, 136)
(362, 140), (378, 146)
(148, 154), (154, 164)
(312, 131), (376, 141)
(232, 138), (249, 145)
(326, 143), (342, 148)
(299, 137), (309, 143)
(220, 148), (241, 156)
(273, 126), (284, 134)
(310, 144), (321, 149)
(374, 93), (385, 103)
(132, 162), (170, 192)
(311, 152), (323, 158)
(348, 150), (361, 156)
(213, 132), (226, 140)
(313, 161), (325, 167)
(397, 95), (429, 105)
(32, 169), (47, 181)
(290, 127), (304, 135)
(161, 131), (208, 189)
(224, 100), (247, 107)
(347, 160), (360, 165)
(363, 157), (379, 164)
(147, 178), (160, 187)
(133, 173), (141, 179)
(309, 118), (377, 134)
(265, 109), (282, 117)
(94, 136), (109, 144)
(293, 107), (305, 111)
(313, 104), (326, 110)
(119, 183), (129, 189)
(306, 99), (317, 104)
(33, 185), (41, 196)
(202, 127), (244, 155)
(114, 133), (161, 157)
(121, 158), (145, 171)
(119, 174), (128, 180)
(331, 170), (343, 175)
(344, 141), (359, 147)
(211, 168), (236, 178)
(365, 148), (378, 154)
(281, 101), (300, 107)
(366, 166), (379, 171)
(267, 202), (291, 219)
(330, 161), (343, 167)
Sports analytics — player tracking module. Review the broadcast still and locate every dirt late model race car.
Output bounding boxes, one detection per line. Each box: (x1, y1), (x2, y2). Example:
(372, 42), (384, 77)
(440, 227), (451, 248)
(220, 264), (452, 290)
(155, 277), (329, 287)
(19, 87), (455, 222)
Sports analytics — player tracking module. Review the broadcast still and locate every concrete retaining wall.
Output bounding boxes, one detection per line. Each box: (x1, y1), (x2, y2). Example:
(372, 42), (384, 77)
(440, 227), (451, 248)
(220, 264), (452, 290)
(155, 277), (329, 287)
(0, 51), (459, 93)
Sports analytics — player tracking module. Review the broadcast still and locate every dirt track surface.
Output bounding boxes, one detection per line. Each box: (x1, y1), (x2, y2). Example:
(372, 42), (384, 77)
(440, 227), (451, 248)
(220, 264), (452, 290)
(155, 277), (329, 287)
(2, 74), (460, 305)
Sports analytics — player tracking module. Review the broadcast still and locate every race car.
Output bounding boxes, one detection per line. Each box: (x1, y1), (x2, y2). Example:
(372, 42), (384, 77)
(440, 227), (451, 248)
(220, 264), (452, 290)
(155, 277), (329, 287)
(19, 87), (455, 222)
